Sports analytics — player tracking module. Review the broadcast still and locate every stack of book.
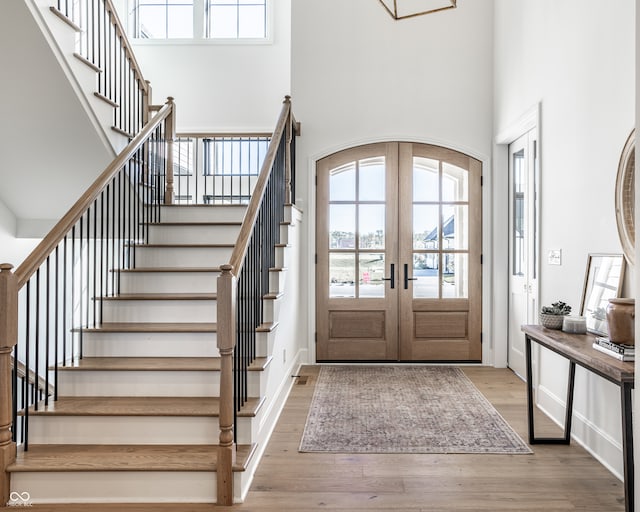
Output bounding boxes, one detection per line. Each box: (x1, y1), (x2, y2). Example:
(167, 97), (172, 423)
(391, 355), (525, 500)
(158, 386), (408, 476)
(592, 336), (635, 361)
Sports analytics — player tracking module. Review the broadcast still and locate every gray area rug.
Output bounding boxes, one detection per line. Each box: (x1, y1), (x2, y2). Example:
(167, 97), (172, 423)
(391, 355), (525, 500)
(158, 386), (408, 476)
(299, 366), (532, 454)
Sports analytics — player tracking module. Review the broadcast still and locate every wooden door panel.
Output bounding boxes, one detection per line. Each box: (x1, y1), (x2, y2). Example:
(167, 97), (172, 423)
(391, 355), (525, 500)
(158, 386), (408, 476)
(414, 311), (468, 338)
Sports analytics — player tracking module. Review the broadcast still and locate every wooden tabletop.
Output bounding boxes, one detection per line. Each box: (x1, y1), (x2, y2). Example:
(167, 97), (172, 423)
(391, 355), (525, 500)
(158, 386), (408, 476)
(522, 325), (635, 385)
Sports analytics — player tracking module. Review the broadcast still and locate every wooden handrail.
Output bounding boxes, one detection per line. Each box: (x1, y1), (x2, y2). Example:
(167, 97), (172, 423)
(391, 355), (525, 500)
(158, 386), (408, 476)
(14, 99), (175, 289)
(103, 0), (150, 96)
(227, 96), (291, 275)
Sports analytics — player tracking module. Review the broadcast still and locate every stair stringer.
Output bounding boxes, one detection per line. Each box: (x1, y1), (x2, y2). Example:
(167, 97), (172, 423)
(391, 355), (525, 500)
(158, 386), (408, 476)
(233, 205), (305, 503)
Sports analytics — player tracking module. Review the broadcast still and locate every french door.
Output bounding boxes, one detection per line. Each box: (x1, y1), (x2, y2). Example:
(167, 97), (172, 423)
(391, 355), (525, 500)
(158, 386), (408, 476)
(316, 142), (482, 362)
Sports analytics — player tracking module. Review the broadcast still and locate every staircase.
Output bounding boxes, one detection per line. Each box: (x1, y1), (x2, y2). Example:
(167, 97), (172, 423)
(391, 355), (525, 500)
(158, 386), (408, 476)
(0, 0), (301, 505)
(5, 203), (300, 504)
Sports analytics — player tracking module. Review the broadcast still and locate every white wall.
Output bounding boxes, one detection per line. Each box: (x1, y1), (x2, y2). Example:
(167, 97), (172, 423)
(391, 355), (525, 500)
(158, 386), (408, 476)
(125, 0), (291, 132)
(291, 0), (495, 362)
(494, 0), (635, 479)
(0, 199), (40, 267)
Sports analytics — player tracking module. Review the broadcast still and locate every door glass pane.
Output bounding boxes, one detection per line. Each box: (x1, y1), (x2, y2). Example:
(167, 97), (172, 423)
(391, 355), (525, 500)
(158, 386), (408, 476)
(330, 253), (356, 298)
(442, 253), (468, 298)
(413, 158), (439, 202)
(359, 204), (385, 250)
(442, 162), (468, 202)
(512, 149), (525, 276)
(359, 157), (385, 201)
(413, 254), (438, 298)
(413, 205), (439, 250)
(330, 204), (356, 249)
(330, 163), (356, 201)
(442, 205), (468, 250)
(359, 253), (385, 298)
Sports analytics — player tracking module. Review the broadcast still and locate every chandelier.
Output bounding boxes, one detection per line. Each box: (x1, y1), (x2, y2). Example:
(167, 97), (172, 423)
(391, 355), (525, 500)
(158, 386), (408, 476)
(378, 0), (457, 20)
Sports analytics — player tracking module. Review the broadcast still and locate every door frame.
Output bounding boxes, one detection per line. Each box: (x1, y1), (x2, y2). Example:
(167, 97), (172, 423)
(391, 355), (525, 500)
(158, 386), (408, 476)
(494, 103), (542, 373)
(308, 137), (491, 365)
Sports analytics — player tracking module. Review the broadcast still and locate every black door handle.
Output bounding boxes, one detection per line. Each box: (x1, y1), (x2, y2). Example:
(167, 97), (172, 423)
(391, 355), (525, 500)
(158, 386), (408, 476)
(382, 263), (395, 289)
(404, 263), (417, 289)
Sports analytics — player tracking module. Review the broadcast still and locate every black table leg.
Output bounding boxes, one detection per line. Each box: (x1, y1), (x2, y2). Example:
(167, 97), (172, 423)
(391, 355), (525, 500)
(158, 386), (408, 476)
(525, 334), (574, 444)
(621, 382), (634, 512)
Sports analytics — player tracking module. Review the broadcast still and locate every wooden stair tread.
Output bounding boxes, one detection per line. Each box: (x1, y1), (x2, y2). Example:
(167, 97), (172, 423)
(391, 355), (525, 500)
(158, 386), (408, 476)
(257, 322), (278, 333)
(82, 322), (218, 333)
(8, 444), (255, 472)
(55, 356), (271, 371)
(102, 293), (217, 301)
(119, 267), (221, 273)
(24, 396), (263, 417)
(133, 243), (235, 248)
(161, 204), (247, 208)
(146, 222), (242, 226)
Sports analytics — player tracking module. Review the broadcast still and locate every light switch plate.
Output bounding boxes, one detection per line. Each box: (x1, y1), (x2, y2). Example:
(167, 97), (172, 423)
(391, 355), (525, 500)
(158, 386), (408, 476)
(548, 249), (562, 265)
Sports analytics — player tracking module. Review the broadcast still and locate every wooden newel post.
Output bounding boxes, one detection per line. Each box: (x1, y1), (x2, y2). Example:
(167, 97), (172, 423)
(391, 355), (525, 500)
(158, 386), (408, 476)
(216, 264), (237, 505)
(164, 96), (176, 205)
(284, 95), (293, 205)
(0, 263), (18, 505)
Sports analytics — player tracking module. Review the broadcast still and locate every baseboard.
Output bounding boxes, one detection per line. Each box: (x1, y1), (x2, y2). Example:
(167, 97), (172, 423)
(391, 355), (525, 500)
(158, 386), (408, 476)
(537, 384), (623, 480)
(234, 348), (305, 503)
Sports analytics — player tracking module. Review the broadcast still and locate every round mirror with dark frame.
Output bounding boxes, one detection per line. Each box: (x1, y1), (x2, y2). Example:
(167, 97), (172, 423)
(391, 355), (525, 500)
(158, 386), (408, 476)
(615, 129), (635, 266)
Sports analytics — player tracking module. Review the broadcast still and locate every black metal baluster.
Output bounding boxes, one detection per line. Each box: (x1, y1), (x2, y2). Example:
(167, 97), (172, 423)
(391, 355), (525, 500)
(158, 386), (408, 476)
(79, 215), (84, 360)
(24, 281), (30, 449)
(11, 344), (18, 443)
(45, 257), (51, 407)
(100, 190), (104, 322)
(93, 200), (98, 327)
(34, 269), (40, 413)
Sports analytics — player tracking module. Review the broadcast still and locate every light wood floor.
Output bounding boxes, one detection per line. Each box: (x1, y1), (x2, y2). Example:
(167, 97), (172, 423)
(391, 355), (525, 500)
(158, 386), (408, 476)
(10, 366), (626, 511)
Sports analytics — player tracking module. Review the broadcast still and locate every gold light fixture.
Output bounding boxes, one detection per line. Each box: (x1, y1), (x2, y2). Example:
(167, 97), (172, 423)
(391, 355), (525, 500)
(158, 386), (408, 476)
(378, 0), (457, 20)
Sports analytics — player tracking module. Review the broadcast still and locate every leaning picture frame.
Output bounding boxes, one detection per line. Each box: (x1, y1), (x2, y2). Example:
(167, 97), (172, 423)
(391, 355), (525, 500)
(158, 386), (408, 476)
(579, 253), (626, 336)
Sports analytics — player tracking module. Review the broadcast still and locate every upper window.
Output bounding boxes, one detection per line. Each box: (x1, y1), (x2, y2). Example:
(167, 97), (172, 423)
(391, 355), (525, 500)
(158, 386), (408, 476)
(130, 0), (268, 40)
(208, 0), (267, 38)
(133, 0), (194, 39)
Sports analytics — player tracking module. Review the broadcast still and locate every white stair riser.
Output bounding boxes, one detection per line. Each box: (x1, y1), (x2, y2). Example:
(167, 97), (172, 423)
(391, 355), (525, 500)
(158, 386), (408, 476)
(274, 246), (288, 268)
(10, 471), (216, 504)
(82, 332), (220, 358)
(147, 224), (241, 245)
(263, 299), (279, 324)
(161, 206), (246, 223)
(134, 246), (233, 267)
(101, 300), (217, 323)
(57, 370), (262, 397)
(119, 272), (219, 294)
(280, 224), (289, 244)
(27, 415), (255, 445)
(270, 270), (287, 295)
(81, 331), (270, 358)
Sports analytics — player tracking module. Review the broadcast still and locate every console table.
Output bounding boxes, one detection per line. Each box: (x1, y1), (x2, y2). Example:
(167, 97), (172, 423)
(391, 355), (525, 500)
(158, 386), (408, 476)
(522, 325), (634, 512)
